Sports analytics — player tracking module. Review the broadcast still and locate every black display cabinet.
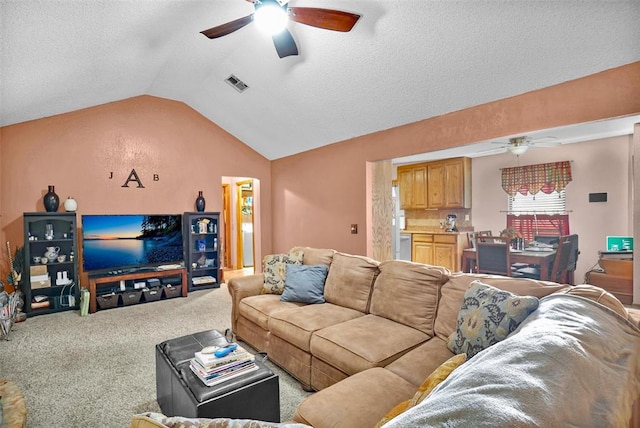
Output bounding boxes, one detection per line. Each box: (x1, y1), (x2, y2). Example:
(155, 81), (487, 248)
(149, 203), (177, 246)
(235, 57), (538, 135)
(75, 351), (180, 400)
(183, 212), (220, 291)
(23, 212), (79, 316)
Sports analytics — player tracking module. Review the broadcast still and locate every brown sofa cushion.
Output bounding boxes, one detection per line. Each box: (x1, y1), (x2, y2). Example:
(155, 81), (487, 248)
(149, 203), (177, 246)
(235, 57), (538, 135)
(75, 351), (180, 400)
(375, 353), (467, 428)
(293, 367), (416, 428)
(310, 314), (428, 375)
(323, 252), (380, 313)
(385, 336), (455, 387)
(269, 303), (365, 352)
(290, 247), (336, 266)
(238, 294), (305, 330)
(560, 284), (629, 319)
(434, 273), (569, 341)
(370, 260), (449, 336)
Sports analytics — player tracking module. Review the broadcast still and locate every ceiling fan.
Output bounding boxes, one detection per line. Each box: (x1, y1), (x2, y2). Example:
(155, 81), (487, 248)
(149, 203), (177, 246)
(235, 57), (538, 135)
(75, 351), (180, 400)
(480, 136), (560, 156)
(200, 0), (361, 58)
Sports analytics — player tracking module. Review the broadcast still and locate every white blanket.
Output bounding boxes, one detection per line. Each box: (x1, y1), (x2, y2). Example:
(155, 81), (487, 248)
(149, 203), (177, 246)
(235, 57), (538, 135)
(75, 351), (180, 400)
(384, 295), (640, 428)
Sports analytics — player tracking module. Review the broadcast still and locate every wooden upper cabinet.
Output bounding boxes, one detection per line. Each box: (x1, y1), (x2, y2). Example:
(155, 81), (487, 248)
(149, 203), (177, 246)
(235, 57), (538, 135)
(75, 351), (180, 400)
(398, 157), (471, 210)
(398, 168), (414, 210)
(412, 166), (427, 209)
(442, 157), (471, 208)
(427, 163), (445, 208)
(398, 165), (427, 209)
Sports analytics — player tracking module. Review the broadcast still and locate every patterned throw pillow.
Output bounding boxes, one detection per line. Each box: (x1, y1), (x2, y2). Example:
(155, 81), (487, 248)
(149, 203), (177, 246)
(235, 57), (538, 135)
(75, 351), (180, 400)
(262, 250), (304, 294)
(447, 280), (539, 358)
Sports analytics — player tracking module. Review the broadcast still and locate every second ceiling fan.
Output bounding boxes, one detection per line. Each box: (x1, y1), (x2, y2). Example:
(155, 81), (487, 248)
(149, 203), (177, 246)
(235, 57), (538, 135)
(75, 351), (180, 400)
(200, 0), (361, 58)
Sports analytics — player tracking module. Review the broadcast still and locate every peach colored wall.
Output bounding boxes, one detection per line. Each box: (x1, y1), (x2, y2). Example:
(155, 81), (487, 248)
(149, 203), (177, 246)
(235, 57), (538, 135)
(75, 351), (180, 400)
(470, 135), (631, 283)
(0, 96), (271, 285)
(271, 62), (640, 255)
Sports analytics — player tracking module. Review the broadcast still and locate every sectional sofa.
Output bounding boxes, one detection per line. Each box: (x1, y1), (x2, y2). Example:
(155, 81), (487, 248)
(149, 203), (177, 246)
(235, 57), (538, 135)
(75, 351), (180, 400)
(227, 247), (640, 428)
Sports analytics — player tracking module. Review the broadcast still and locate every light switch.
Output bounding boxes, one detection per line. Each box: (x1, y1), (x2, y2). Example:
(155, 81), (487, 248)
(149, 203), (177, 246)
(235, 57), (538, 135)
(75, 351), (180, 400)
(350, 224), (358, 234)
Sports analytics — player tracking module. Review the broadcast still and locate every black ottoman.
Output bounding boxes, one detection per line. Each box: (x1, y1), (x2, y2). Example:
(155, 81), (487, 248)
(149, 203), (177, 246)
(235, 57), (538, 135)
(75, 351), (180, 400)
(156, 329), (280, 422)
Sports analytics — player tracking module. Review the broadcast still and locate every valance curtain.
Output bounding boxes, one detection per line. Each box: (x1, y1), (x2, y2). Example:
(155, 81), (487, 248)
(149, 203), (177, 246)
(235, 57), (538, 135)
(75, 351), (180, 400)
(501, 160), (572, 196)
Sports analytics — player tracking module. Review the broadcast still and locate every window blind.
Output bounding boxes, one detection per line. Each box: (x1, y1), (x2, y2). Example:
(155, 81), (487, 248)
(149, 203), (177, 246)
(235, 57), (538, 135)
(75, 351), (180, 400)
(508, 190), (566, 214)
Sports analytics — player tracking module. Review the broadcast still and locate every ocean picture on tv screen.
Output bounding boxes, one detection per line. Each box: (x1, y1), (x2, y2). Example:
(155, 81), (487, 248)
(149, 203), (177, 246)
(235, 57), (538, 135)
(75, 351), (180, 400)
(82, 214), (183, 272)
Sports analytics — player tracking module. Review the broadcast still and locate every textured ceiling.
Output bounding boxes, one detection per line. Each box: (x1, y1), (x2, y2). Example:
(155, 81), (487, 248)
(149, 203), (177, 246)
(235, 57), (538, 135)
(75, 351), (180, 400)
(1, 1), (639, 160)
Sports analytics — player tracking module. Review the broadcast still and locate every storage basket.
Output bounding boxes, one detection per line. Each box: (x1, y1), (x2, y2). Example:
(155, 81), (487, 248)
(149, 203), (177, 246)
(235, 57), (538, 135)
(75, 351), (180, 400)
(96, 293), (119, 309)
(121, 290), (142, 306)
(142, 287), (162, 302)
(162, 285), (181, 299)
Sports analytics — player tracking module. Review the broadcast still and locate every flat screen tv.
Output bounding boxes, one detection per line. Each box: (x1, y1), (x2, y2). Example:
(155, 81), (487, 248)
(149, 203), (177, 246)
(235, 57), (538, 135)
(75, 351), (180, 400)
(81, 214), (183, 273)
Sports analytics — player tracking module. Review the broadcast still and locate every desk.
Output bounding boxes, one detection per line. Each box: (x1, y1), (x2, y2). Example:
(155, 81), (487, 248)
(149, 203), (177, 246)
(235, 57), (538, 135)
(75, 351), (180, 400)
(462, 248), (556, 281)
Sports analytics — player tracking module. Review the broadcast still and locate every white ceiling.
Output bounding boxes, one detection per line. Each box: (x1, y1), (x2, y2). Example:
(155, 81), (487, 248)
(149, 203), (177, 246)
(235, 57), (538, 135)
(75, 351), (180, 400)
(1, 1), (639, 161)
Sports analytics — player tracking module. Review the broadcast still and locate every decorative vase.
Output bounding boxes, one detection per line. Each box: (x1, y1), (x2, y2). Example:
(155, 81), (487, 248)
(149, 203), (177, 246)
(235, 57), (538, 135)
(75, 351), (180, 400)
(64, 196), (78, 212)
(195, 191), (206, 212)
(43, 185), (59, 212)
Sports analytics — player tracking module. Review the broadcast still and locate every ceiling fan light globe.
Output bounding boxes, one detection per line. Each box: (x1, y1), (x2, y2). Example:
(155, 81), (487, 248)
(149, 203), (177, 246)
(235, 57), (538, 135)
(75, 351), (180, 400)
(254, 5), (288, 35)
(508, 145), (529, 156)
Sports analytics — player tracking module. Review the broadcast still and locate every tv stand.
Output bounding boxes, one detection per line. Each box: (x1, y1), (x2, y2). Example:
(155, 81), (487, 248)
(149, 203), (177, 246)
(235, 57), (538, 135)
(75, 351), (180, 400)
(88, 267), (187, 313)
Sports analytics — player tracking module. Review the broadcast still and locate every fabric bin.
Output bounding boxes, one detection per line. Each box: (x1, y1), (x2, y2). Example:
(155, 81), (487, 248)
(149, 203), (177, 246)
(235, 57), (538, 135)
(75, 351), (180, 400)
(143, 288), (162, 302)
(96, 293), (119, 309)
(162, 285), (181, 299)
(121, 290), (142, 306)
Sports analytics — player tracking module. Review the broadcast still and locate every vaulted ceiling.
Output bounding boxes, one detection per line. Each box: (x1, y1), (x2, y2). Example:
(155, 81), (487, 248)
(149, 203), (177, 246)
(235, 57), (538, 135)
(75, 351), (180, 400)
(1, 1), (639, 160)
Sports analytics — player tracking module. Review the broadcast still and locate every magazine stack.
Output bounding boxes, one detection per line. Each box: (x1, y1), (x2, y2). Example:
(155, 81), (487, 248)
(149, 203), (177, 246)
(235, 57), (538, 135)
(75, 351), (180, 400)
(190, 344), (257, 387)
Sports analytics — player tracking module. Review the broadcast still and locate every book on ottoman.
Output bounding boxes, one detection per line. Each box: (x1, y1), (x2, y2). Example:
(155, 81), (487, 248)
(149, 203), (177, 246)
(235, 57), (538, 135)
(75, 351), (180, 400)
(190, 344), (258, 387)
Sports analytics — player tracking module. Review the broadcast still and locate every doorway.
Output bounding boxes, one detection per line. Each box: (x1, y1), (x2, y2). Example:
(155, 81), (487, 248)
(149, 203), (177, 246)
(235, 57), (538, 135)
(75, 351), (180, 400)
(221, 176), (260, 274)
(236, 180), (254, 269)
(221, 184), (232, 269)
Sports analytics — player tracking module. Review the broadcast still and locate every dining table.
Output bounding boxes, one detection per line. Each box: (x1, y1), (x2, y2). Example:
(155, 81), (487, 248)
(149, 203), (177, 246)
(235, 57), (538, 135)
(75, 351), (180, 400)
(462, 247), (557, 281)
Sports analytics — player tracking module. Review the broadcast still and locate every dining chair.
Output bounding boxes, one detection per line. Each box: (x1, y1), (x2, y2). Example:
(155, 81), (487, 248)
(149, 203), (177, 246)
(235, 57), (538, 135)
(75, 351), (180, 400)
(533, 235), (560, 246)
(517, 235), (573, 283)
(565, 234), (579, 284)
(476, 237), (522, 277)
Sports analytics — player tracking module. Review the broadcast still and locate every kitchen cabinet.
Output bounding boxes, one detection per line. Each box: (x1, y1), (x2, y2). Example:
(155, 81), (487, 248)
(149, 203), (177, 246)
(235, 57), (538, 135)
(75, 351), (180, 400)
(427, 158), (471, 209)
(397, 164), (427, 209)
(412, 234), (434, 265)
(398, 157), (471, 210)
(411, 232), (468, 272)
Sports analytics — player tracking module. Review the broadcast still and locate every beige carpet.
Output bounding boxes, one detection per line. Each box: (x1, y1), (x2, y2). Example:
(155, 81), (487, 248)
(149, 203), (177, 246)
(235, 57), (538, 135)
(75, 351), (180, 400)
(0, 285), (311, 427)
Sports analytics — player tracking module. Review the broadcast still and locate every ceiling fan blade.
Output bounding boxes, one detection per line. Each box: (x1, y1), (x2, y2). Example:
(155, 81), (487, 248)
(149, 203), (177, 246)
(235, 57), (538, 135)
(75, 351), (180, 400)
(272, 28), (298, 58)
(288, 7), (360, 32)
(200, 14), (254, 39)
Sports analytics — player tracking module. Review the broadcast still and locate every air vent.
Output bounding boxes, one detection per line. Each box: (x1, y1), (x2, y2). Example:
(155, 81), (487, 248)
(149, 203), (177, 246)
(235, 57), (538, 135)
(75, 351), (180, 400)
(225, 74), (249, 93)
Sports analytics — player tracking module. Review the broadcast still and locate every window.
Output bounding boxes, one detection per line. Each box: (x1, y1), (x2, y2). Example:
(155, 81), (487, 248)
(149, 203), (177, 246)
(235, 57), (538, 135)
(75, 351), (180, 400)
(507, 190), (569, 241)
(508, 189), (566, 214)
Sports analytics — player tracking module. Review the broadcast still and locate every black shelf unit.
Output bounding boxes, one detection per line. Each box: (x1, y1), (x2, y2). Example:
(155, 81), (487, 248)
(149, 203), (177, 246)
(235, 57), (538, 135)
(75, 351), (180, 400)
(23, 212), (79, 316)
(183, 212), (220, 291)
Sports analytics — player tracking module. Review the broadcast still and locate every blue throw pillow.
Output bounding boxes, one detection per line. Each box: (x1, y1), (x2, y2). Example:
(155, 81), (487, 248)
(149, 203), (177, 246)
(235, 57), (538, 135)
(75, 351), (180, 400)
(447, 280), (539, 358)
(281, 264), (329, 304)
